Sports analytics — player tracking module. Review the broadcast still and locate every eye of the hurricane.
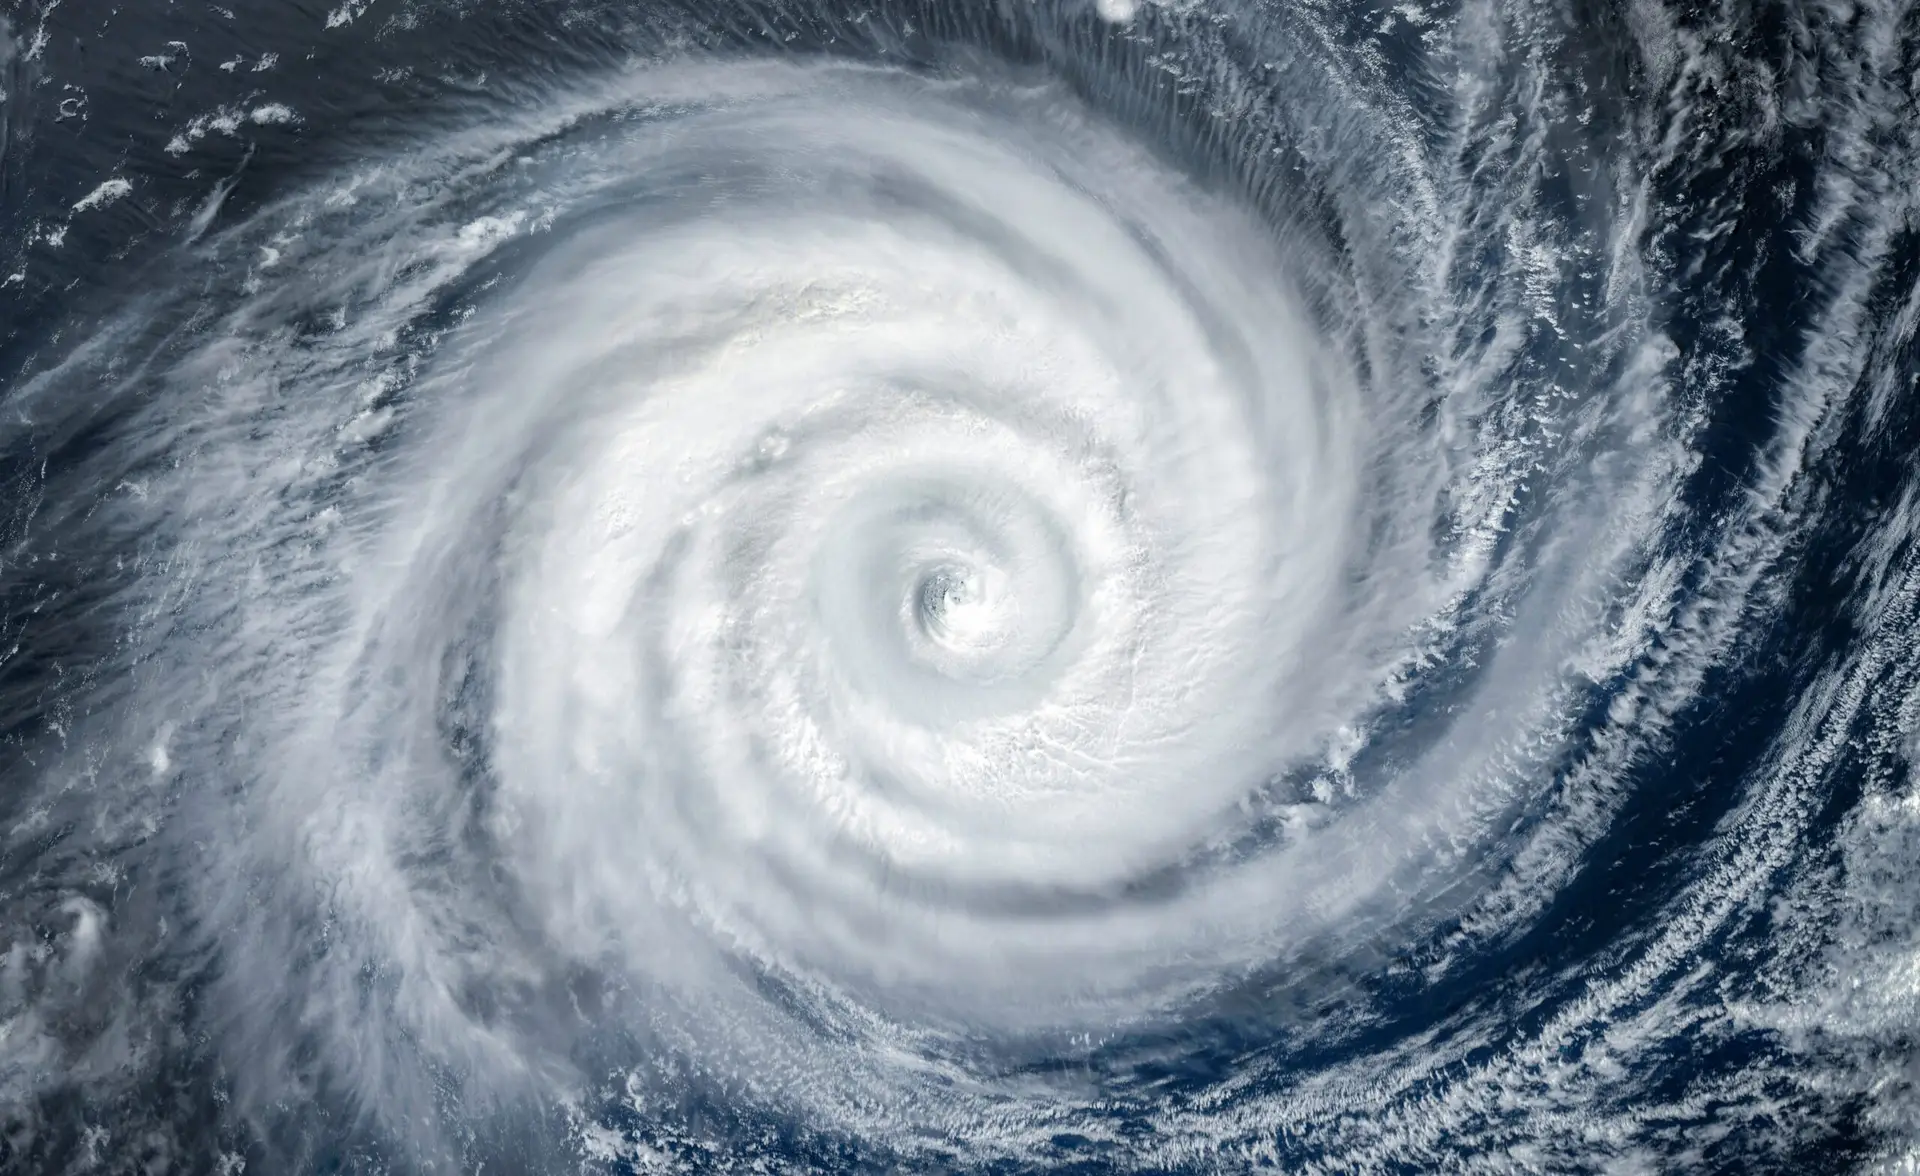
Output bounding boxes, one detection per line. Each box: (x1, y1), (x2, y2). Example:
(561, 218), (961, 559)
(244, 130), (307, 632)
(810, 478), (1086, 723)
(913, 562), (1000, 655)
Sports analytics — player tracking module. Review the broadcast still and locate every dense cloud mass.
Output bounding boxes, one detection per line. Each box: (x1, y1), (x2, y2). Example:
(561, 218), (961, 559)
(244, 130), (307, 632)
(1, 0), (1918, 1171)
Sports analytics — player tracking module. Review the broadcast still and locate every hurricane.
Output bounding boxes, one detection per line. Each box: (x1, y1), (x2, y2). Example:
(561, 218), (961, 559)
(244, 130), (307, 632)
(1, 0), (1916, 1171)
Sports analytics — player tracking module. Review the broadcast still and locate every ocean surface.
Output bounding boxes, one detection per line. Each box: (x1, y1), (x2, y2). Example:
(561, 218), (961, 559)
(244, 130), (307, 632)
(1, 0), (1918, 1172)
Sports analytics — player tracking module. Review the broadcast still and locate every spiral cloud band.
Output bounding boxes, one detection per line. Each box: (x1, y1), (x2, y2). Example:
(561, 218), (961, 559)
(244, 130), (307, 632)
(3, 0), (1919, 1171)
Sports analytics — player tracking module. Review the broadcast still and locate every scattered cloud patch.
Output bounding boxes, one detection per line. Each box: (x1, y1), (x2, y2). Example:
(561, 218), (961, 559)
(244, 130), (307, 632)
(326, 1), (373, 29)
(71, 178), (132, 213)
